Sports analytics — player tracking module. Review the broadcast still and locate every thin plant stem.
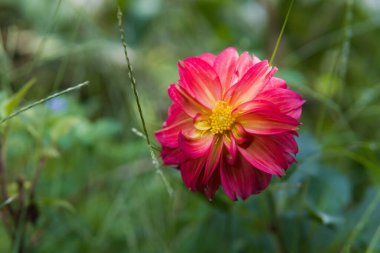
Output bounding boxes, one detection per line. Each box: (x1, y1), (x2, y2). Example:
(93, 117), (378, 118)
(117, 8), (151, 146)
(342, 190), (380, 253)
(269, 0), (295, 66)
(267, 191), (287, 253)
(366, 221), (380, 253)
(117, 7), (173, 197)
(0, 81), (89, 125)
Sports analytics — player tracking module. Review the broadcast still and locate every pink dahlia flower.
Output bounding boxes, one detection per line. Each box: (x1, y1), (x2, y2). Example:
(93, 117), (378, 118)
(155, 47), (304, 200)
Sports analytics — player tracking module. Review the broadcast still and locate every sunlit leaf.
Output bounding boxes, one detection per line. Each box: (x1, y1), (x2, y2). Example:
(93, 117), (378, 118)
(2, 79), (36, 116)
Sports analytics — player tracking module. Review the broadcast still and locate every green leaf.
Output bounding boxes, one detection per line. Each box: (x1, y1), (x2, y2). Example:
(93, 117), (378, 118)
(3, 79), (36, 116)
(0, 197), (13, 210)
(39, 197), (75, 213)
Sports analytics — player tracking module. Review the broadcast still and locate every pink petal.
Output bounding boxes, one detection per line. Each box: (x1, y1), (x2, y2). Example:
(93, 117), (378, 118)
(202, 169), (221, 201)
(227, 60), (275, 107)
(230, 51), (254, 86)
(236, 101), (299, 135)
(256, 88), (304, 120)
(161, 147), (185, 165)
(203, 136), (223, 184)
(199, 52), (216, 66)
(238, 135), (290, 176)
(178, 57), (222, 108)
(223, 133), (237, 165)
(213, 47), (239, 94)
(268, 133), (298, 169)
(155, 118), (193, 148)
(168, 84), (209, 117)
(180, 157), (206, 191)
(178, 131), (214, 159)
(163, 103), (187, 127)
(220, 154), (272, 200)
(231, 123), (252, 147)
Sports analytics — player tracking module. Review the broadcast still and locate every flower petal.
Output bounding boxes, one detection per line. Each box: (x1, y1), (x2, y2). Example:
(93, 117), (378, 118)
(180, 157), (206, 191)
(203, 136), (223, 184)
(178, 131), (214, 159)
(227, 60), (275, 107)
(202, 169), (221, 201)
(236, 101), (299, 135)
(178, 57), (222, 108)
(256, 88), (305, 120)
(155, 117), (193, 148)
(230, 51), (254, 86)
(199, 52), (216, 66)
(214, 47), (239, 94)
(223, 133), (237, 165)
(220, 154), (272, 200)
(161, 147), (185, 165)
(168, 84), (209, 117)
(238, 135), (289, 176)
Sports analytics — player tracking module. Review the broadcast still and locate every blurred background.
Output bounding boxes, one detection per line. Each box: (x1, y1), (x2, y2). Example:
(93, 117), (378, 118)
(0, 0), (380, 252)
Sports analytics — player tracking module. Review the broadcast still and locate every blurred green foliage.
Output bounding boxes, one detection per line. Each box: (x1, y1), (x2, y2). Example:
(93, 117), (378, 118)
(0, 0), (380, 252)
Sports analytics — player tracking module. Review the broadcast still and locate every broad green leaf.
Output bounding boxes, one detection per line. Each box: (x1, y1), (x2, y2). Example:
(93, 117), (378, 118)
(3, 78), (36, 116)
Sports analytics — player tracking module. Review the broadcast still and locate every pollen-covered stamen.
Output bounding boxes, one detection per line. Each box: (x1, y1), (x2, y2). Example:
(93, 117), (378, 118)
(210, 101), (235, 134)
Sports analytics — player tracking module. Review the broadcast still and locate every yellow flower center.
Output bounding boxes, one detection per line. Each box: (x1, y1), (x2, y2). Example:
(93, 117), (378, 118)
(209, 101), (235, 134)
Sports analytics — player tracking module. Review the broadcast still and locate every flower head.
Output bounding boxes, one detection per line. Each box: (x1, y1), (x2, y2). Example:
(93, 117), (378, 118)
(155, 47), (304, 200)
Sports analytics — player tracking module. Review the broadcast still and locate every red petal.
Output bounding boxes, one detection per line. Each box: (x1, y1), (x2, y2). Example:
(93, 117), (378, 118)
(227, 60), (275, 107)
(220, 154), (272, 200)
(180, 158), (206, 191)
(203, 136), (223, 184)
(178, 57), (222, 108)
(256, 88), (304, 120)
(161, 147), (185, 165)
(214, 47), (239, 94)
(168, 84), (209, 117)
(178, 131), (214, 159)
(230, 51), (254, 86)
(155, 118), (193, 148)
(223, 133), (237, 165)
(238, 135), (290, 176)
(202, 169), (221, 201)
(236, 101), (299, 135)
(199, 52), (216, 66)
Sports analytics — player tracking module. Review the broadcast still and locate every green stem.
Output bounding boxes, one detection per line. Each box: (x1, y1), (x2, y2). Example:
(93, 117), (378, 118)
(0, 81), (89, 125)
(269, 0), (295, 66)
(117, 7), (173, 197)
(267, 191), (287, 253)
(117, 8), (151, 146)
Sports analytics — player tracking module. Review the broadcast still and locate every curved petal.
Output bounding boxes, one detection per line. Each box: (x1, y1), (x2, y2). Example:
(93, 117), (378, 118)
(227, 60), (275, 107)
(262, 77), (287, 91)
(180, 157), (206, 191)
(214, 47), (239, 94)
(236, 101), (299, 135)
(203, 136), (223, 184)
(256, 88), (304, 120)
(168, 84), (209, 117)
(161, 147), (185, 165)
(231, 123), (252, 147)
(238, 135), (290, 176)
(199, 52), (216, 66)
(230, 51), (254, 86)
(178, 131), (214, 159)
(178, 57), (222, 108)
(202, 169), (221, 201)
(220, 154), (272, 200)
(155, 117), (193, 148)
(223, 133), (237, 165)
(269, 133), (298, 169)
(163, 103), (187, 127)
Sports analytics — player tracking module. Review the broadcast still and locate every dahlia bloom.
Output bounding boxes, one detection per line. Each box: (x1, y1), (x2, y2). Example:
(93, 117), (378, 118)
(155, 47), (304, 200)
